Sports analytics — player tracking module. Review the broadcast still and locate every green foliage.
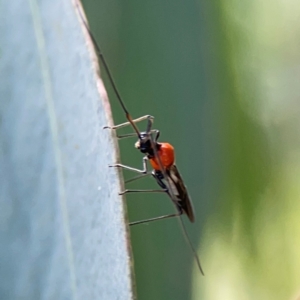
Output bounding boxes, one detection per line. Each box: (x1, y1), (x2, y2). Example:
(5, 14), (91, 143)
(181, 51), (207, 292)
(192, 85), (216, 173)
(84, 0), (300, 299)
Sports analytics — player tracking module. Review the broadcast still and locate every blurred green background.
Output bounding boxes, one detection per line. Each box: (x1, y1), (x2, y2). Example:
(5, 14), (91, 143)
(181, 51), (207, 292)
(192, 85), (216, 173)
(82, 0), (300, 299)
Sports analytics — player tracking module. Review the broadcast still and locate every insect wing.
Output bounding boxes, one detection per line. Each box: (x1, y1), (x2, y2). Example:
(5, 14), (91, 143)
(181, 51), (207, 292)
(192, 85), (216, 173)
(166, 165), (195, 223)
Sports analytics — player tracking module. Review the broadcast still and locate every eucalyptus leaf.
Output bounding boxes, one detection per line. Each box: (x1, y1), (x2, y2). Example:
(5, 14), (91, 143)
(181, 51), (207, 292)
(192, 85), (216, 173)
(0, 1), (134, 299)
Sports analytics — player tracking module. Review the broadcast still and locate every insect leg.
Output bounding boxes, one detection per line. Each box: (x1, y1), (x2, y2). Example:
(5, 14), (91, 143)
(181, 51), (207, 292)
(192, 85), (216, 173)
(104, 115), (154, 130)
(119, 189), (167, 195)
(125, 173), (152, 184)
(154, 130), (160, 142)
(116, 129), (158, 140)
(129, 209), (183, 226)
(145, 115), (154, 133)
(109, 156), (148, 174)
(111, 156), (155, 194)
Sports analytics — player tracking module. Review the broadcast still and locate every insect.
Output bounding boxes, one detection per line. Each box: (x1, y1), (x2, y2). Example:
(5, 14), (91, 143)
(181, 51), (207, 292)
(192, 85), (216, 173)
(78, 6), (204, 276)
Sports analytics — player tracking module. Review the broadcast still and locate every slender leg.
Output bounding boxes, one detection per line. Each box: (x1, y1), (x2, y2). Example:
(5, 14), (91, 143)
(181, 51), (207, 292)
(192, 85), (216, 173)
(154, 130), (160, 142)
(146, 115), (154, 133)
(104, 115), (154, 130)
(109, 156), (148, 174)
(125, 173), (152, 184)
(116, 129), (158, 140)
(119, 189), (167, 195)
(130, 210), (183, 226)
(116, 132), (138, 139)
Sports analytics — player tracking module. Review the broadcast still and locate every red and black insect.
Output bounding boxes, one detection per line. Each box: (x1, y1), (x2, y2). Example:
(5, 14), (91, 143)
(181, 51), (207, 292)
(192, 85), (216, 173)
(79, 7), (204, 276)
(104, 116), (196, 226)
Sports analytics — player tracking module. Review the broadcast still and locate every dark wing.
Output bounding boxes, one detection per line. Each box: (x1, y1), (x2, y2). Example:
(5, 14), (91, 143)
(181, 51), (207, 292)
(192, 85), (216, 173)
(166, 164), (195, 223)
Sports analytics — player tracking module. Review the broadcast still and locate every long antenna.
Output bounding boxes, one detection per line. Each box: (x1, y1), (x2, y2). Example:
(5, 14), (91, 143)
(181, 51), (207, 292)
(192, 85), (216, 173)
(77, 4), (204, 275)
(77, 5), (141, 137)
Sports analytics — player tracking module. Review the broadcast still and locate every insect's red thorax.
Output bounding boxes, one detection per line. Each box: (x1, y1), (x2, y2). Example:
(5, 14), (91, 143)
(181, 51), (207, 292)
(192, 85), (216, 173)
(149, 142), (175, 170)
